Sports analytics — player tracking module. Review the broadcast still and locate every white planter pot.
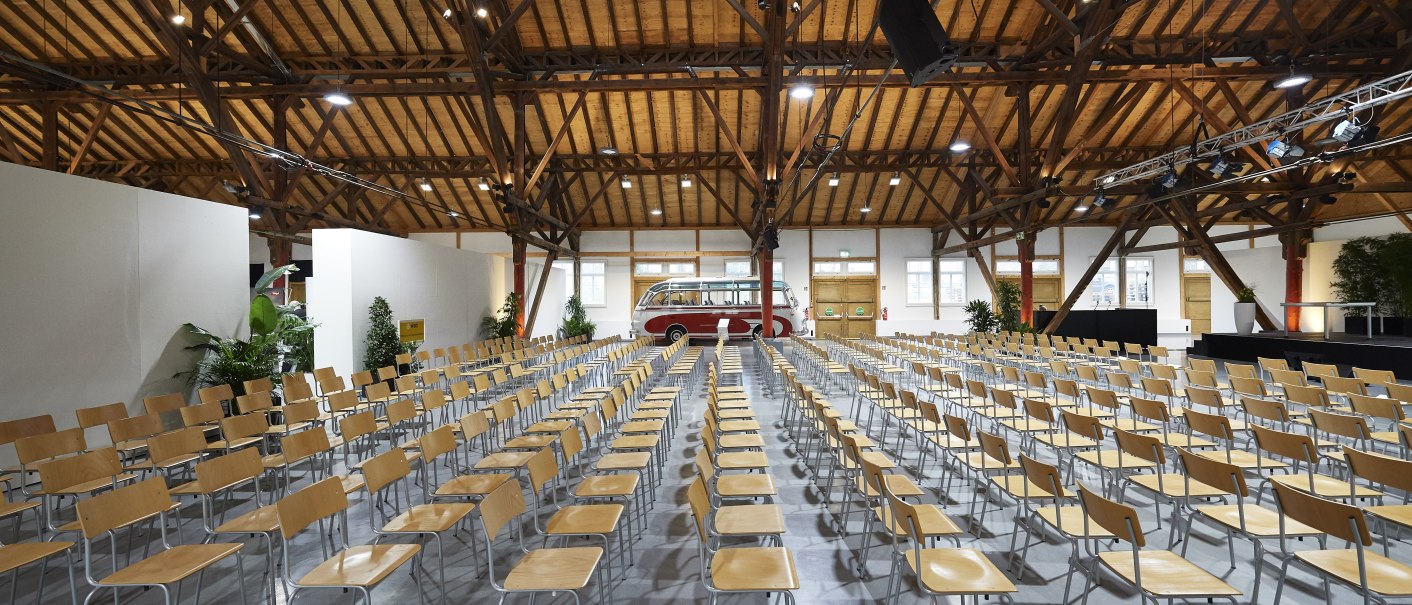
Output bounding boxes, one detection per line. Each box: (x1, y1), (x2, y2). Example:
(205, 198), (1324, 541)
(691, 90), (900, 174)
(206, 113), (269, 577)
(1234, 302), (1257, 335)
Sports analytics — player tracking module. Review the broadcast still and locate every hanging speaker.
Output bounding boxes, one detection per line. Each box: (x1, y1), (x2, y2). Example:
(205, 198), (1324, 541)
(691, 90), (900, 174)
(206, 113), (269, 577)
(878, 0), (958, 87)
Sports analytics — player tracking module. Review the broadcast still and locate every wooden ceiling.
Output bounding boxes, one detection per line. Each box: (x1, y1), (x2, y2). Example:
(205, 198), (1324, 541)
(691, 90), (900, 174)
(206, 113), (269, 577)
(0, 0), (1410, 246)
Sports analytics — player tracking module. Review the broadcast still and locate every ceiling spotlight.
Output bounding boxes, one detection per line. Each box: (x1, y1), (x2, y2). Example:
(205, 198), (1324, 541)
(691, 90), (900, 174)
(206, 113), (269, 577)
(323, 92), (353, 106)
(650, 208), (662, 216)
(620, 176), (632, 189)
(859, 206), (872, 213)
(888, 172), (901, 186)
(477, 177), (491, 191)
(597, 146), (618, 156)
(1208, 156), (1230, 178)
(1074, 205), (1089, 213)
(442, 7), (453, 18)
(1101, 175), (1116, 186)
(170, 13), (185, 25)
(417, 178), (433, 192)
(1159, 169), (1178, 190)
(474, 7), (488, 18)
(1274, 73), (1311, 89)
(790, 1), (801, 12)
(828, 173), (840, 187)
(789, 84), (815, 100)
(1267, 138), (1305, 159)
(680, 176), (692, 188)
(949, 141), (971, 153)
(447, 211), (459, 218)
(1092, 189), (1108, 209)
(248, 211), (261, 220)
(1332, 118), (1363, 143)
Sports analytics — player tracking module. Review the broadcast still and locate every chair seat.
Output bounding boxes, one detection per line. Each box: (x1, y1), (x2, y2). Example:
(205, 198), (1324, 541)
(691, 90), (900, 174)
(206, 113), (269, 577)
(630, 410), (670, 421)
(1154, 433), (1216, 449)
(351, 450), (420, 470)
(595, 452), (652, 471)
(505, 547), (604, 591)
(1100, 418), (1160, 433)
(46, 473), (138, 496)
(1192, 449), (1287, 470)
(208, 436), (262, 451)
(1367, 504), (1412, 530)
(714, 474), (777, 499)
(1195, 504), (1321, 537)
(547, 504), (624, 535)
(525, 421), (574, 434)
(860, 475), (925, 498)
(1036, 506), (1115, 538)
(710, 547), (800, 592)
(575, 475), (639, 498)
(437, 474), (511, 498)
(991, 475), (1070, 499)
(1001, 419), (1053, 433)
(0, 542), (73, 575)
(610, 435), (659, 450)
(873, 504), (961, 538)
(504, 434), (558, 450)
(716, 452), (769, 470)
(382, 503), (475, 534)
(1075, 450), (1157, 470)
(102, 543), (243, 586)
(1298, 548), (1412, 596)
(1128, 474), (1229, 499)
(1269, 473), (1382, 499)
(1032, 433), (1098, 450)
(1097, 550), (1240, 597)
(0, 501), (39, 520)
(905, 548), (1018, 595)
(214, 505), (281, 534)
(620, 420), (665, 434)
(953, 452), (1020, 472)
(925, 433), (977, 450)
(475, 452), (536, 470)
(298, 544), (422, 588)
(718, 434), (766, 449)
(714, 504), (785, 536)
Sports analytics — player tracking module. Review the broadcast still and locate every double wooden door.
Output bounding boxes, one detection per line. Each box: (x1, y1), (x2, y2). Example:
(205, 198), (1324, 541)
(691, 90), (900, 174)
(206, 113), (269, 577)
(997, 276), (1062, 315)
(812, 276), (877, 339)
(1183, 274), (1212, 336)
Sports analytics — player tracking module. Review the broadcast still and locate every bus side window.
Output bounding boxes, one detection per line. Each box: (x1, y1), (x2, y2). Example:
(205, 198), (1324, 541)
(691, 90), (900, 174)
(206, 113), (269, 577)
(647, 291), (667, 306)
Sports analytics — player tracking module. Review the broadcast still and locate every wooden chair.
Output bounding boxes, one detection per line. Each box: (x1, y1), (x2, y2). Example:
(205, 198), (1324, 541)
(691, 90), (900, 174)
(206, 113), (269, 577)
(684, 476), (799, 604)
(75, 402), (128, 435)
(189, 448), (280, 599)
(474, 478), (607, 603)
(1343, 446), (1412, 555)
(34, 448), (135, 535)
(143, 392), (187, 417)
(525, 447), (632, 579)
(1074, 483), (1240, 605)
(76, 477), (249, 605)
(129, 427), (208, 479)
(362, 447), (474, 603)
(106, 413), (163, 464)
(0, 531), (76, 605)
(1269, 480), (1412, 605)
(275, 477), (423, 603)
(197, 384), (235, 409)
(209, 412), (268, 453)
(1249, 424), (1380, 500)
(882, 490), (1014, 605)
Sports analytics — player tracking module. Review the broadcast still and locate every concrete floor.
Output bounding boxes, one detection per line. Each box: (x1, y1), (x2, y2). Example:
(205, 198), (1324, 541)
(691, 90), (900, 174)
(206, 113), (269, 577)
(10, 342), (1354, 604)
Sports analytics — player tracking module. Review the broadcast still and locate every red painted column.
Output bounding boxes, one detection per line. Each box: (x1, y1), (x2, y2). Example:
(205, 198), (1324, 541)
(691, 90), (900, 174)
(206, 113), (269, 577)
(1285, 233), (1304, 332)
(1019, 239), (1034, 325)
(512, 238), (526, 337)
(760, 247), (775, 338)
(268, 239), (291, 304)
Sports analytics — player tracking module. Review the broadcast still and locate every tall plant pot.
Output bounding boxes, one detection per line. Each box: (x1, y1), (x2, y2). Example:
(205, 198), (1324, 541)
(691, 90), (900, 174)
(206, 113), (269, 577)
(1234, 302), (1257, 335)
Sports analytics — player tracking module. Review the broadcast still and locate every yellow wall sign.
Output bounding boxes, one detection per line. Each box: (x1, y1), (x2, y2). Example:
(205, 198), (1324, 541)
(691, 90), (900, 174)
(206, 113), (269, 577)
(399, 319), (425, 343)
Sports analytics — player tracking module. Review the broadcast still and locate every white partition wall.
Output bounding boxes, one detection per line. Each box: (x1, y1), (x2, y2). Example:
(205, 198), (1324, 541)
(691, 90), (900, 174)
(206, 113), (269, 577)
(309, 229), (495, 378)
(0, 162), (248, 464)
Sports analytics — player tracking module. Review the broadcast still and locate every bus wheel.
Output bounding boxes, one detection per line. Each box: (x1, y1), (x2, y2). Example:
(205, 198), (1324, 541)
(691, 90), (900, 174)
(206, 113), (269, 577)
(665, 325), (688, 343)
(751, 325), (763, 338)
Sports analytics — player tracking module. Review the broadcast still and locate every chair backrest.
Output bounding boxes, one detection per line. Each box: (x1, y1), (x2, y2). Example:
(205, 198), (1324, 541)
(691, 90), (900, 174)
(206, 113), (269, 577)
(976, 431), (1011, 466)
(1017, 454), (1065, 498)
(1186, 358), (1216, 373)
(244, 377), (275, 397)
(38, 447), (122, 494)
(284, 380), (315, 404)
(686, 475), (711, 540)
(459, 411), (489, 441)
(1175, 447), (1244, 497)
(1324, 375), (1367, 397)
(327, 390), (359, 414)
(313, 367), (338, 384)
(76, 477), (173, 539)
(1241, 396), (1290, 425)
(1229, 376), (1266, 398)
(377, 365), (398, 382)
(283, 400), (320, 424)
(478, 478), (526, 541)
(1182, 408), (1233, 441)
(1249, 424), (1317, 464)
(943, 414), (970, 442)
(180, 401), (224, 427)
(143, 392), (186, 415)
(351, 371), (374, 389)
(1268, 368), (1306, 388)
(362, 448), (412, 495)
(527, 448), (558, 496)
(1284, 384), (1331, 409)
(276, 476), (347, 540)
(76, 403), (129, 430)
(1389, 383), (1412, 403)
(1076, 483), (1144, 546)
(107, 413), (164, 445)
(236, 391), (274, 415)
(198, 384), (234, 405)
(1302, 361), (1339, 382)
(1344, 446), (1412, 493)
(147, 427), (207, 464)
(1113, 428), (1164, 464)
(340, 412), (376, 441)
(1060, 409), (1103, 441)
(193, 448), (263, 495)
(1225, 363), (1257, 379)
(1258, 357), (1290, 375)
(280, 428), (332, 464)
(561, 425), (585, 462)
(385, 399), (417, 424)
(1353, 367), (1396, 388)
(0, 414), (56, 447)
(1269, 481), (1369, 545)
(16, 427), (85, 465)
(419, 425), (457, 463)
(1308, 409), (1370, 441)
(219, 412), (269, 441)
(1349, 393), (1405, 422)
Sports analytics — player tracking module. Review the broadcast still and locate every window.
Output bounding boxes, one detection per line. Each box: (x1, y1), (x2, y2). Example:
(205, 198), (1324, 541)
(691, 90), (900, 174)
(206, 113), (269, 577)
(937, 259), (966, 304)
(635, 261), (694, 276)
(996, 259), (1060, 274)
(668, 262), (696, 275)
(813, 261), (844, 275)
(846, 261), (877, 275)
(1086, 257), (1153, 307)
(723, 259), (782, 277)
(635, 262), (664, 276)
(580, 261), (606, 306)
(1183, 257), (1210, 274)
(905, 260), (932, 306)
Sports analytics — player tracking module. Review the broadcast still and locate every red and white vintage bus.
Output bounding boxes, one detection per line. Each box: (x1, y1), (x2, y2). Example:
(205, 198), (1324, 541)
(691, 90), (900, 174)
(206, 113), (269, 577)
(630, 276), (807, 342)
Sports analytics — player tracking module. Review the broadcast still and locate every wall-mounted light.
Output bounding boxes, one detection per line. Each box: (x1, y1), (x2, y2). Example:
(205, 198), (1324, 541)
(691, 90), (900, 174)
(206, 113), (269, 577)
(888, 172), (901, 186)
(828, 173), (840, 187)
(417, 178), (433, 192)
(477, 178), (491, 191)
(680, 176), (692, 188)
(620, 176), (632, 189)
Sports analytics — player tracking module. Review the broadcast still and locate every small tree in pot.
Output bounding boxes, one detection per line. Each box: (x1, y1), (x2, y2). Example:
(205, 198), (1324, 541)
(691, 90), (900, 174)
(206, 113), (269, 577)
(1234, 285), (1258, 335)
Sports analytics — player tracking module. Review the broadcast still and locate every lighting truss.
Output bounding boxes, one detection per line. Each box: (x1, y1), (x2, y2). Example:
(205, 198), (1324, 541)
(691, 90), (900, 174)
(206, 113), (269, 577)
(1092, 69), (1412, 188)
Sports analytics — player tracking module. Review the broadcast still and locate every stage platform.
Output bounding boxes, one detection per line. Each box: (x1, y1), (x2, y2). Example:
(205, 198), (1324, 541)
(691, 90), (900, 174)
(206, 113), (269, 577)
(1190, 331), (1412, 376)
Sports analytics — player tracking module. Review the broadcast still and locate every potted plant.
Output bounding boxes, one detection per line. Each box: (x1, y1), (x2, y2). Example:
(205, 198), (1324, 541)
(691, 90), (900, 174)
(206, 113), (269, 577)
(963, 299), (997, 334)
(480, 292), (523, 339)
(1234, 285), (1258, 335)
(995, 281), (1023, 333)
(1333, 237), (1385, 335)
(560, 295), (596, 341)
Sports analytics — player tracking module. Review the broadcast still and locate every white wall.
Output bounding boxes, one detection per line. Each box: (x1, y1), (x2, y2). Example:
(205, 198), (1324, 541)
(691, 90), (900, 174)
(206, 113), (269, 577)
(0, 163), (248, 464)
(309, 229), (494, 379)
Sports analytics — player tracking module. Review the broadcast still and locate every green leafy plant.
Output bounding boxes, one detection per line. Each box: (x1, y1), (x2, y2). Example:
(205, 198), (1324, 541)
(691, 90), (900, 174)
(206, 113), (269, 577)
(1379, 233), (1412, 317)
(182, 264), (305, 396)
(1235, 286), (1257, 303)
(995, 281), (1023, 332)
(963, 299), (998, 334)
(560, 294), (596, 340)
(1332, 237), (1385, 317)
(480, 292), (523, 339)
(363, 296), (403, 371)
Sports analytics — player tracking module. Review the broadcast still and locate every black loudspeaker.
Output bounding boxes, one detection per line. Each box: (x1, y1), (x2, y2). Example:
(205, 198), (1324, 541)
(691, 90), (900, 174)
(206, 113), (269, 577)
(877, 0), (958, 87)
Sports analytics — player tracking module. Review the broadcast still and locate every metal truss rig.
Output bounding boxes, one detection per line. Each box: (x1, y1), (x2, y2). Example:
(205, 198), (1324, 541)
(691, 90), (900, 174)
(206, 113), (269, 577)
(1093, 69), (1412, 188)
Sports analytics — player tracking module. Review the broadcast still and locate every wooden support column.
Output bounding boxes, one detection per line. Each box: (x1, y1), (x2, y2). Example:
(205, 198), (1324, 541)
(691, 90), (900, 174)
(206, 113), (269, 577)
(512, 238), (527, 337)
(760, 245), (775, 338)
(1285, 231), (1305, 332)
(1019, 238), (1034, 323)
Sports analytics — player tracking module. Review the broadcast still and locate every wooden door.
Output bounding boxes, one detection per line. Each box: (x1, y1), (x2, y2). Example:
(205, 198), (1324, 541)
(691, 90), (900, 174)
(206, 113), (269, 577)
(811, 276), (877, 338)
(1183, 274), (1211, 336)
(632, 277), (664, 307)
(997, 276), (1062, 315)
